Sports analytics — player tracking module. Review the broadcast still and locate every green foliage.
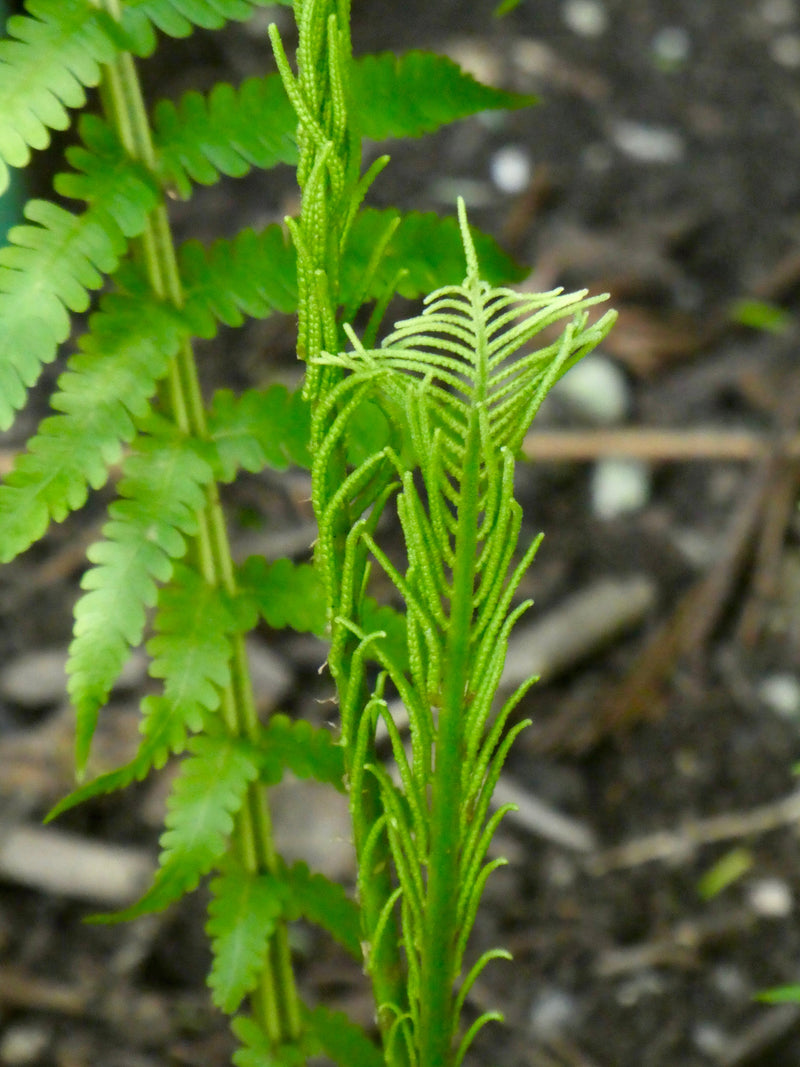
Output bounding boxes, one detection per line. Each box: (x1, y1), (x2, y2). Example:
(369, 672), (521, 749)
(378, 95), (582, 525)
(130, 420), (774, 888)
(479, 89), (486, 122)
(315, 200), (615, 1064)
(101, 730), (262, 921)
(68, 433), (215, 771)
(0, 0), (616, 1064)
(257, 713), (345, 790)
(207, 861), (286, 1013)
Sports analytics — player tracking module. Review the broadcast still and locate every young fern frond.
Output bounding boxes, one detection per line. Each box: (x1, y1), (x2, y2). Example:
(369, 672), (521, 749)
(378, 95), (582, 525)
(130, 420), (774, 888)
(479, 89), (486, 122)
(315, 198), (616, 1064)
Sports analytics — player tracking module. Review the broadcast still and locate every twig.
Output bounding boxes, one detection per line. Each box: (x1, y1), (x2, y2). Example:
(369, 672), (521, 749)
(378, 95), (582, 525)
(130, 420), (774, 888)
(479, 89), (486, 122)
(522, 428), (800, 463)
(587, 788), (800, 875)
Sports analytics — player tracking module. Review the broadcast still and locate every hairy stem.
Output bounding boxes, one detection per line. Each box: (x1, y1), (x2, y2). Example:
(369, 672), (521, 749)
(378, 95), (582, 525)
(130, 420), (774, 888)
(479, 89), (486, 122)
(96, 1), (301, 1046)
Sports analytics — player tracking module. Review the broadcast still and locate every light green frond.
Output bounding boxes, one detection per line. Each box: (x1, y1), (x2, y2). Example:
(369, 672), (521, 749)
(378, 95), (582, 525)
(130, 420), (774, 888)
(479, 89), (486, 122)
(0, 290), (184, 562)
(99, 731), (261, 921)
(207, 862), (284, 1013)
(0, 0), (129, 192)
(68, 434), (214, 773)
(0, 121), (159, 431)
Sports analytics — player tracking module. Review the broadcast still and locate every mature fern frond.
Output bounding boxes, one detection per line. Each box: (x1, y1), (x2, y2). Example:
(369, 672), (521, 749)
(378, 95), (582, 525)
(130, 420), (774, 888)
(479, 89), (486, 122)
(257, 714), (345, 791)
(207, 861), (286, 1013)
(153, 51), (532, 198)
(102, 730), (261, 921)
(0, 119), (159, 430)
(236, 558), (324, 634)
(232, 1016), (311, 1067)
(350, 50), (535, 141)
(153, 75), (298, 198)
(141, 563), (239, 752)
(342, 207), (526, 305)
(68, 433), (215, 772)
(0, 0), (128, 192)
(280, 861), (361, 958)
(0, 0), (277, 194)
(179, 226), (297, 335)
(305, 1005), (385, 1067)
(207, 386), (312, 481)
(0, 291), (184, 562)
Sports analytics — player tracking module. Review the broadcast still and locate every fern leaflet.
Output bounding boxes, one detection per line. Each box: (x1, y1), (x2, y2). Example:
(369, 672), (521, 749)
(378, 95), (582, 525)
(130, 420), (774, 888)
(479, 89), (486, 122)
(68, 432), (215, 772)
(236, 558), (325, 635)
(97, 731), (261, 922)
(0, 291), (184, 562)
(257, 714), (344, 791)
(207, 862), (285, 1013)
(0, 119), (159, 429)
(350, 50), (536, 140)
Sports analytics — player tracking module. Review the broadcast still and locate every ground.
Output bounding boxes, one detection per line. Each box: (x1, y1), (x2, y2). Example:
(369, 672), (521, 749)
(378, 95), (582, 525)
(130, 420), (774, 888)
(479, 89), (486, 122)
(2, 1), (800, 1065)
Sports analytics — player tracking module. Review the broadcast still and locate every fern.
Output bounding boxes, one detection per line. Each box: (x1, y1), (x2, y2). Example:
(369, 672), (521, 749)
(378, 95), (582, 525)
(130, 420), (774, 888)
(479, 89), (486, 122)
(0, 1), (617, 1063)
(97, 731), (261, 922)
(237, 557), (325, 634)
(68, 432), (215, 771)
(207, 860), (286, 1013)
(315, 200), (616, 1064)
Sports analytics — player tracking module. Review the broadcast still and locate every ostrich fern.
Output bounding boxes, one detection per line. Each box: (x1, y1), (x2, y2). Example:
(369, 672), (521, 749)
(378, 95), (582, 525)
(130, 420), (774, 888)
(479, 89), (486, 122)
(0, 1), (614, 1064)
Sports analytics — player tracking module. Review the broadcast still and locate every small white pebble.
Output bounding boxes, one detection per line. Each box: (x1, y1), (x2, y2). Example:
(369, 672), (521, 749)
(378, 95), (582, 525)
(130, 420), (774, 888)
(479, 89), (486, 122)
(0, 1024), (51, 1066)
(758, 673), (800, 719)
(651, 26), (691, 66)
(552, 354), (630, 425)
(770, 32), (800, 65)
(591, 458), (651, 520)
(489, 145), (532, 194)
(529, 988), (579, 1038)
(711, 962), (749, 1001)
(612, 121), (685, 164)
(562, 0), (608, 37)
(761, 0), (797, 26)
(693, 1022), (729, 1057)
(747, 877), (793, 918)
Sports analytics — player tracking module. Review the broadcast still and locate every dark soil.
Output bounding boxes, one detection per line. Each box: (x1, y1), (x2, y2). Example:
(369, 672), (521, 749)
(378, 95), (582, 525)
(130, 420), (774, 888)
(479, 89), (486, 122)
(3, 1), (800, 1066)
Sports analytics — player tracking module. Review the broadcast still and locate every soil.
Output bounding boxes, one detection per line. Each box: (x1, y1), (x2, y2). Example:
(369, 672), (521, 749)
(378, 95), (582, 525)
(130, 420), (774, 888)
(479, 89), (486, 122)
(3, 1), (800, 1066)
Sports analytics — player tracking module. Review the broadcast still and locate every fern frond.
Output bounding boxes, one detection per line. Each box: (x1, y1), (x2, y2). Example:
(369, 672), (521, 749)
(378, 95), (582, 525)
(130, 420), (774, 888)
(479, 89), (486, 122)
(207, 386), (311, 480)
(140, 563), (238, 754)
(0, 0), (131, 193)
(153, 50), (531, 199)
(179, 226), (297, 335)
(257, 714), (345, 791)
(281, 861), (361, 959)
(207, 861), (285, 1013)
(96, 731), (261, 922)
(350, 50), (535, 141)
(237, 558), (325, 635)
(129, 0), (274, 40)
(342, 207), (526, 304)
(154, 75), (298, 198)
(0, 291), (184, 562)
(232, 1017), (310, 1067)
(68, 433), (215, 772)
(305, 1005), (385, 1067)
(0, 122), (159, 430)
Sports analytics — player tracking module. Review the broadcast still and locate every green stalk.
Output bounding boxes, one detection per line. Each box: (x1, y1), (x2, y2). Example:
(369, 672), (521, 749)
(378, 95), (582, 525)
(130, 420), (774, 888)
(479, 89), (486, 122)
(96, 2), (301, 1047)
(418, 409), (483, 1066)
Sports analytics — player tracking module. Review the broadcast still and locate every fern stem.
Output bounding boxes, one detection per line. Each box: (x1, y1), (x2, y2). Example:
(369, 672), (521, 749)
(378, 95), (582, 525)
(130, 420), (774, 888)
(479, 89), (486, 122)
(95, 2), (302, 1049)
(417, 408), (483, 1066)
